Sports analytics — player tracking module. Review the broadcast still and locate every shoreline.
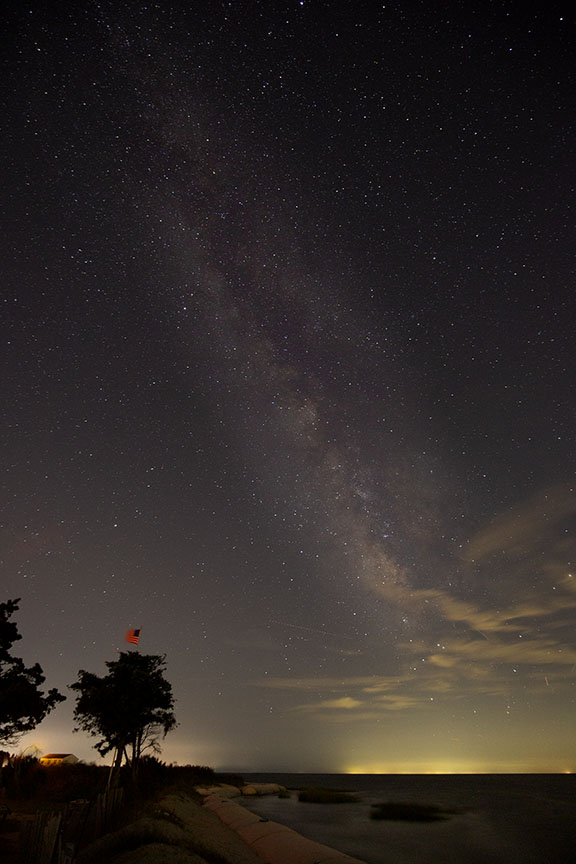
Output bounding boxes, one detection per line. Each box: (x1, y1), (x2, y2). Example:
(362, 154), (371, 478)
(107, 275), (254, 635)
(76, 784), (366, 864)
(198, 783), (366, 863)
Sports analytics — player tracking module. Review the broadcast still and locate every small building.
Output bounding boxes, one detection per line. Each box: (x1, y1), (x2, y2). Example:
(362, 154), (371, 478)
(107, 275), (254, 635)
(39, 753), (79, 766)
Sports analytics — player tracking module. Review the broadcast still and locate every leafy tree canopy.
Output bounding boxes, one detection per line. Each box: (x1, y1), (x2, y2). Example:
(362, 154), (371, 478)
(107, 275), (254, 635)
(70, 651), (176, 769)
(0, 598), (65, 744)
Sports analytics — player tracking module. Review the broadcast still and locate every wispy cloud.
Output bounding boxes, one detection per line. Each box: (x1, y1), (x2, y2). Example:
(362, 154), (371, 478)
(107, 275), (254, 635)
(462, 484), (576, 563)
(294, 696), (363, 712)
(254, 619), (576, 718)
(256, 675), (389, 691)
(429, 634), (576, 667)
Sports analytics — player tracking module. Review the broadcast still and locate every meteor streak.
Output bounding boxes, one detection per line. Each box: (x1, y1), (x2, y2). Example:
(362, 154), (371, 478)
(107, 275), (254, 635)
(269, 619), (355, 640)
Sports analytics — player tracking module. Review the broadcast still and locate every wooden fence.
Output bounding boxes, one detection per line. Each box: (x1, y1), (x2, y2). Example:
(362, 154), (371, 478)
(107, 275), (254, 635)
(19, 787), (124, 864)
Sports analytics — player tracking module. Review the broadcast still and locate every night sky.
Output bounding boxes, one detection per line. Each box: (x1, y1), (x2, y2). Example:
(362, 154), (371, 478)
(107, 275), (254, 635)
(3, 1), (576, 772)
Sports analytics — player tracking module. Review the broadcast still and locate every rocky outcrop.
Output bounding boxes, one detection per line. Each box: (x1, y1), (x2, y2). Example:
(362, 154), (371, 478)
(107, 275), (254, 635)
(194, 783), (242, 799)
(197, 782), (286, 799)
(241, 783), (286, 796)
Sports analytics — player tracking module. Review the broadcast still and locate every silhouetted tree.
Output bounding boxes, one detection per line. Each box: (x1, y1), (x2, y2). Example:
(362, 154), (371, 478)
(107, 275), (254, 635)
(70, 651), (176, 783)
(0, 598), (65, 744)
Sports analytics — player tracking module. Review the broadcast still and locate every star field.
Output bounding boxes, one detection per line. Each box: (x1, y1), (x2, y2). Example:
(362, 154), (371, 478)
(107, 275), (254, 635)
(2, 1), (576, 772)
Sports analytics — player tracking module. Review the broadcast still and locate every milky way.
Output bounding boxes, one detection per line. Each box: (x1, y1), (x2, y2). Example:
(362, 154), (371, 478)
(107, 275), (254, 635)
(3, 1), (576, 771)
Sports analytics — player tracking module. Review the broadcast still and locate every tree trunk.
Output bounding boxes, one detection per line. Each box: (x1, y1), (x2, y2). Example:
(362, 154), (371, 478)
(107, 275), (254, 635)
(107, 742), (126, 790)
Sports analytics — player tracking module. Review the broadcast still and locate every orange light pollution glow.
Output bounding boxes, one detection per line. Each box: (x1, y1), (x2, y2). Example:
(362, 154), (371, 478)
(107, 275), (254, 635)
(343, 763), (575, 775)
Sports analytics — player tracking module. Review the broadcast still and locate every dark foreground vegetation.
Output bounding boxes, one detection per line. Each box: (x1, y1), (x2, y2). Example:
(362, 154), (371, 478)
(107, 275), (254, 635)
(0, 755), (243, 863)
(0, 754), (225, 805)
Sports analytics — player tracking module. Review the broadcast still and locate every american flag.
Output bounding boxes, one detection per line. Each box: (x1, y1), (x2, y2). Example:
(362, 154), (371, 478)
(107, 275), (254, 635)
(125, 628), (141, 645)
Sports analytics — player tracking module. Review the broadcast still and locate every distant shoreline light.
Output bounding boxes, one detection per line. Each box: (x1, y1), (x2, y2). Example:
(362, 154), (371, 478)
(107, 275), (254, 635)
(343, 764), (575, 775)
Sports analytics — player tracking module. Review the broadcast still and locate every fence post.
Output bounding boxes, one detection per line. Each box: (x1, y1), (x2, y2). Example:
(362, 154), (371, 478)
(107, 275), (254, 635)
(20, 811), (62, 864)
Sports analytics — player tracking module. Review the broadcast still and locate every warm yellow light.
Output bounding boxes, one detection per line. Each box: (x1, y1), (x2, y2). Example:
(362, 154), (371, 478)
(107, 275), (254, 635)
(343, 760), (574, 774)
(19, 743), (42, 758)
(343, 761), (496, 774)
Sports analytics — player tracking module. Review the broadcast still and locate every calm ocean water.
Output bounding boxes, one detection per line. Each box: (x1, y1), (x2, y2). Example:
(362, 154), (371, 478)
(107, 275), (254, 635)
(240, 773), (576, 864)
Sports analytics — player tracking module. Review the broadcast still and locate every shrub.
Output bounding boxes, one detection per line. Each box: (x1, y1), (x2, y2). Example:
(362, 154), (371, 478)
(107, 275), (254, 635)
(2, 756), (46, 800)
(133, 763), (218, 799)
(41, 762), (108, 801)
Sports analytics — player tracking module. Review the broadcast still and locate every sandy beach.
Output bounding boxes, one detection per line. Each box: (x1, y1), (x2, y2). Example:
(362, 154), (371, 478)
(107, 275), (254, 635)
(76, 791), (262, 864)
(77, 785), (365, 864)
